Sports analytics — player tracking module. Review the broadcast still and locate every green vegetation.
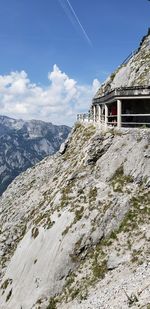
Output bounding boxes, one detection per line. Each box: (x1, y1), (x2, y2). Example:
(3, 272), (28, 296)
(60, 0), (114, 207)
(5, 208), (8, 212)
(64, 274), (75, 287)
(110, 72), (116, 81)
(74, 206), (84, 222)
(45, 218), (55, 230)
(46, 297), (57, 309)
(89, 187), (97, 201)
(92, 259), (107, 279)
(131, 249), (142, 264)
(110, 166), (133, 192)
(63, 123), (96, 161)
(89, 187), (97, 209)
(50, 184), (149, 306)
(0, 221), (28, 271)
(82, 125), (96, 141)
(6, 288), (12, 302)
(30, 208), (55, 230)
(70, 288), (80, 300)
(60, 184), (73, 208)
(34, 210), (51, 225)
(61, 205), (85, 237)
(1, 279), (12, 290)
(74, 122), (82, 130)
(70, 236), (84, 263)
(118, 190), (150, 233)
(31, 227), (39, 239)
(62, 236), (107, 300)
(62, 225), (70, 236)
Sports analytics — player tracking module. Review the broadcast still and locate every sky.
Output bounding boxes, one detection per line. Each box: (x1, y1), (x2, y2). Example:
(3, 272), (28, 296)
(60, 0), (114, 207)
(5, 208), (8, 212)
(0, 0), (149, 126)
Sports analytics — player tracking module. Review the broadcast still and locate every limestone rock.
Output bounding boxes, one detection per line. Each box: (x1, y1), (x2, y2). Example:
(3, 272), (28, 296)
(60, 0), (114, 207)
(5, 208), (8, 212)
(0, 123), (149, 309)
(107, 251), (131, 270)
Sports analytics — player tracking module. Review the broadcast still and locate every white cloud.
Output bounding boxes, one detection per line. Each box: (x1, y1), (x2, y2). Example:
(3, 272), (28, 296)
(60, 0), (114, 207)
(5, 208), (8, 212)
(0, 65), (100, 126)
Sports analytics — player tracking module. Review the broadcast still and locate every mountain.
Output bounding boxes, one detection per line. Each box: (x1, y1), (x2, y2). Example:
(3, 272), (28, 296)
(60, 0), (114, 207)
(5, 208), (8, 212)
(0, 31), (150, 309)
(0, 124), (149, 309)
(0, 115), (71, 195)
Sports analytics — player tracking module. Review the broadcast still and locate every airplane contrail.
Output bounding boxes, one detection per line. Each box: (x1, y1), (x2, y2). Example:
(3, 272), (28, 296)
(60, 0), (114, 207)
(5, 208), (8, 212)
(58, 0), (92, 46)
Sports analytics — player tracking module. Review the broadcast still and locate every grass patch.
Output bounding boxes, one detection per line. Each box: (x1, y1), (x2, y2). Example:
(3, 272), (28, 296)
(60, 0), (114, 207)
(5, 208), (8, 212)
(70, 235), (84, 263)
(118, 190), (150, 233)
(62, 225), (70, 236)
(110, 166), (133, 192)
(74, 206), (84, 222)
(46, 297), (57, 309)
(31, 227), (39, 239)
(6, 289), (12, 302)
(60, 184), (73, 208)
(92, 259), (107, 279)
(89, 187), (97, 200)
(64, 274), (76, 288)
(1, 279), (12, 290)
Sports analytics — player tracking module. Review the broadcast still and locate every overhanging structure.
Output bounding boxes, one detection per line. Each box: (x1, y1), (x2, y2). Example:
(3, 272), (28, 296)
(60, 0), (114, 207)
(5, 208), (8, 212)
(77, 86), (150, 128)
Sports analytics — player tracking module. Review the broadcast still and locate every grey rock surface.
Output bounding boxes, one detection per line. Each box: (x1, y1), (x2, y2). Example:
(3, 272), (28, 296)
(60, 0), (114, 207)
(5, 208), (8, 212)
(0, 123), (149, 309)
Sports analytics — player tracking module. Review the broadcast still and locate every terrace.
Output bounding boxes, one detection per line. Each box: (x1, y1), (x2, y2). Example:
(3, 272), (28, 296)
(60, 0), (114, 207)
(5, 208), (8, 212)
(77, 86), (150, 128)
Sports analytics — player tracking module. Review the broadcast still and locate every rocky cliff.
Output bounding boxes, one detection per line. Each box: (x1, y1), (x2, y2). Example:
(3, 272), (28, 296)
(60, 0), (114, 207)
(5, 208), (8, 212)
(0, 115), (71, 195)
(0, 123), (149, 309)
(94, 28), (150, 98)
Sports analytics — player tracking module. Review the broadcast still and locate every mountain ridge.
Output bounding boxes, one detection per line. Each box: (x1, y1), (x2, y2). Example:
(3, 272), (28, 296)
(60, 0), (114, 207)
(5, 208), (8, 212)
(0, 115), (71, 195)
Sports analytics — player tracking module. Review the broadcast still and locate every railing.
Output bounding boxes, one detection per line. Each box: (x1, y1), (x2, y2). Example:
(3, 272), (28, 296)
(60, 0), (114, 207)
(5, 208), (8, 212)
(121, 114), (150, 127)
(107, 114), (150, 127)
(77, 113), (150, 128)
(77, 113), (92, 122)
(93, 86), (150, 104)
(121, 48), (139, 66)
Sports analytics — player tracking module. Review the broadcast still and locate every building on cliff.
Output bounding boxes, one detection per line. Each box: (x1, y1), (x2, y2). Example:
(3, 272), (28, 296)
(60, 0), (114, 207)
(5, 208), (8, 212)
(77, 29), (150, 128)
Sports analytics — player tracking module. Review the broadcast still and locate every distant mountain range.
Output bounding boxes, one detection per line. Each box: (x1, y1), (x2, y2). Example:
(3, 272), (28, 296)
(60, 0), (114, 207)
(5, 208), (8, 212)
(0, 115), (71, 195)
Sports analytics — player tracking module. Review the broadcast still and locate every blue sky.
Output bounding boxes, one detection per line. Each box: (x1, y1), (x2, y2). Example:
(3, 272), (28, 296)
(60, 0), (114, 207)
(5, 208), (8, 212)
(0, 0), (149, 125)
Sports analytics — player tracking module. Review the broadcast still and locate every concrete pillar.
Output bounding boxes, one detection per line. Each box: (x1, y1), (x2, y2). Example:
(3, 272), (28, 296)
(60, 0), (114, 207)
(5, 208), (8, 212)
(98, 105), (101, 123)
(105, 104), (108, 128)
(117, 99), (122, 128)
(93, 105), (96, 123)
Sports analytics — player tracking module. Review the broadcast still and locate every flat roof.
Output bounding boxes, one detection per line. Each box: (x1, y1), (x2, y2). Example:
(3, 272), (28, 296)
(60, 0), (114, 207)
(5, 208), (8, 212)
(93, 86), (150, 105)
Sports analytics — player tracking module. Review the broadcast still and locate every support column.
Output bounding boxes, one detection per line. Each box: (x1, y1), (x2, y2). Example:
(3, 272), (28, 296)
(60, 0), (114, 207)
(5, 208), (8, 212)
(98, 105), (101, 123)
(105, 104), (108, 129)
(117, 99), (122, 129)
(93, 105), (96, 123)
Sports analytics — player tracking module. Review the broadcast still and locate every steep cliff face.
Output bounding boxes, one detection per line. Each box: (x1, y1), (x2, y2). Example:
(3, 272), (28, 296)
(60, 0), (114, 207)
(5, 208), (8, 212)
(0, 123), (149, 309)
(0, 115), (71, 195)
(94, 29), (150, 98)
